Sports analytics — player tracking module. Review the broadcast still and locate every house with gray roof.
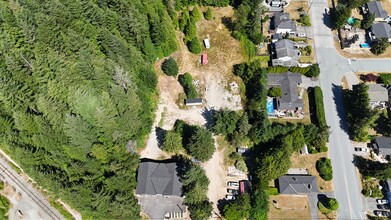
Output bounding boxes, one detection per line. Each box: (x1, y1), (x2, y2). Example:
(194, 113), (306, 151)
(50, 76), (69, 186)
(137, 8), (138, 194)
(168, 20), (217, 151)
(136, 161), (182, 196)
(272, 12), (297, 34)
(374, 136), (391, 160)
(267, 72), (304, 112)
(278, 175), (318, 194)
(370, 22), (391, 42)
(364, 1), (388, 22)
(272, 39), (301, 67)
(367, 84), (389, 109)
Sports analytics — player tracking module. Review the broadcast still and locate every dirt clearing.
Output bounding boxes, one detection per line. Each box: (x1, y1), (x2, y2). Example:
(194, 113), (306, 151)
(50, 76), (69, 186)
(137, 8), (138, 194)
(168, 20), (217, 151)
(268, 195), (311, 219)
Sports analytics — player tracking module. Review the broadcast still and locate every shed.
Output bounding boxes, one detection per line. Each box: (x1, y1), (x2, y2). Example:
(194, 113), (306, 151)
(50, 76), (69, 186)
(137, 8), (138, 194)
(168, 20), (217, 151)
(203, 39), (210, 49)
(185, 98), (203, 106)
(201, 54), (208, 65)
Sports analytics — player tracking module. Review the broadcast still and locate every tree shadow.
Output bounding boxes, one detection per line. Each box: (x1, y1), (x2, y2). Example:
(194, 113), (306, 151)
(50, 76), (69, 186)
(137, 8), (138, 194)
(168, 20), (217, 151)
(155, 127), (167, 148)
(317, 193), (328, 205)
(352, 155), (386, 177)
(221, 16), (235, 32)
(216, 199), (228, 218)
(202, 107), (215, 129)
(322, 12), (334, 29)
(331, 84), (349, 133)
(307, 87), (318, 126)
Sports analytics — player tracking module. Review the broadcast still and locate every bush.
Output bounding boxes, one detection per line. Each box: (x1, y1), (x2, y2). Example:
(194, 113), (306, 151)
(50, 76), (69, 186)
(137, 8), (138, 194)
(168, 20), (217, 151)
(305, 64), (320, 77)
(371, 38), (390, 55)
(190, 6), (202, 22)
(318, 201), (332, 214)
(204, 8), (213, 20)
(162, 130), (183, 153)
(360, 73), (379, 82)
(187, 37), (202, 54)
(316, 157), (333, 181)
(268, 87), (282, 97)
(267, 187), (279, 195)
(298, 14), (311, 26)
(325, 198), (339, 211)
(162, 57), (179, 77)
(379, 73), (391, 85)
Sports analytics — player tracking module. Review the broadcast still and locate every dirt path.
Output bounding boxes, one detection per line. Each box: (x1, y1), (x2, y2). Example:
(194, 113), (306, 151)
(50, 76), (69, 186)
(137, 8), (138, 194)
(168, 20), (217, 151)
(202, 137), (227, 218)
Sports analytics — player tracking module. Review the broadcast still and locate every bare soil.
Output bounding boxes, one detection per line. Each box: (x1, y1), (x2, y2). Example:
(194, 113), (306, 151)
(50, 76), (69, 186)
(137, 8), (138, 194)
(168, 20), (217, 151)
(268, 195), (311, 219)
(285, 0), (310, 20)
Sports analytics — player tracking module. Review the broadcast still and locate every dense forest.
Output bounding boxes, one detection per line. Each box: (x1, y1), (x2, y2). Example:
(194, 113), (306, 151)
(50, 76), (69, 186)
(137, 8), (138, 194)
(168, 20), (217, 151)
(0, 0), (181, 218)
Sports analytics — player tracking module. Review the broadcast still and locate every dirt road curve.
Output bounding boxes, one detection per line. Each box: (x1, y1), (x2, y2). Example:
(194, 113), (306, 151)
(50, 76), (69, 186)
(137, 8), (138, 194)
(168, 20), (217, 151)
(0, 157), (65, 220)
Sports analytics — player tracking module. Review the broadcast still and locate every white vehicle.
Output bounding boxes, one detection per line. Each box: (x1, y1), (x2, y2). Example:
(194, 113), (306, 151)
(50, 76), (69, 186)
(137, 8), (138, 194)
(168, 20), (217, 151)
(203, 39), (210, 49)
(297, 32), (306, 37)
(225, 195), (236, 201)
(355, 147), (369, 152)
(325, 8), (330, 15)
(227, 181), (239, 187)
(377, 199), (389, 205)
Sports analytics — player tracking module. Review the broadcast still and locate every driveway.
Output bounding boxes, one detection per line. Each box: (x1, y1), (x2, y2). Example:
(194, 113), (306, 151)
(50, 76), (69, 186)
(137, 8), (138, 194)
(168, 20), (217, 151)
(308, 192), (335, 220)
(310, 0), (391, 219)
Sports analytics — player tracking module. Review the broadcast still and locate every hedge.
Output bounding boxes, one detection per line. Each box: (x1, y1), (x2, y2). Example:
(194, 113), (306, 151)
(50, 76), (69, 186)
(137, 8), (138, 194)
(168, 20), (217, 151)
(316, 157), (333, 181)
(309, 86), (327, 128)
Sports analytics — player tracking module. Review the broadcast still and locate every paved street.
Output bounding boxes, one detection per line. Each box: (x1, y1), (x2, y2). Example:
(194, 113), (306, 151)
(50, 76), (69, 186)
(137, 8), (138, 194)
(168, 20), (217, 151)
(310, 0), (391, 219)
(0, 157), (65, 220)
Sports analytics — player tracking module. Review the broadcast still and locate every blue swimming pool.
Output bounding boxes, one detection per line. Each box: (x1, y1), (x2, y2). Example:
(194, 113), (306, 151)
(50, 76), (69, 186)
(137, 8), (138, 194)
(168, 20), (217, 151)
(347, 17), (359, 25)
(360, 43), (370, 48)
(267, 98), (274, 114)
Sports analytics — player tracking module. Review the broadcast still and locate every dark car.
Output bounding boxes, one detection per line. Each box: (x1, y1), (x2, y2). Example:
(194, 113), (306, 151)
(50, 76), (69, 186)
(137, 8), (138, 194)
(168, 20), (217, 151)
(377, 204), (389, 210)
(374, 210), (391, 217)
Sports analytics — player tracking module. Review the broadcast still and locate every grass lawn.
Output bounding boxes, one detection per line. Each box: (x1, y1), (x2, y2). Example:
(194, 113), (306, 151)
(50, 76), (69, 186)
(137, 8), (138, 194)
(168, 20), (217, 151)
(299, 56), (311, 63)
(379, 73), (391, 85)
(268, 195), (311, 219)
(291, 152), (334, 192)
(285, 0), (310, 20)
(0, 194), (10, 219)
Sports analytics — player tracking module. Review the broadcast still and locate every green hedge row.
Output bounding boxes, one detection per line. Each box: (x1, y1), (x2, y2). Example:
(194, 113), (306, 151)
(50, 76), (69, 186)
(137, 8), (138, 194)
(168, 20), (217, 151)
(309, 86), (327, 128)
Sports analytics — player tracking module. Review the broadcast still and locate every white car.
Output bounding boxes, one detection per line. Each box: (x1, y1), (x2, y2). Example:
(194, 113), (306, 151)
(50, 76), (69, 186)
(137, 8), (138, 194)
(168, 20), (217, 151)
(377, 199), (389, 205)
(354, 147), (369, 152)
(227, 181), (239, 187)
(297, 33), (306, 37)
(226, 195), (236, 201)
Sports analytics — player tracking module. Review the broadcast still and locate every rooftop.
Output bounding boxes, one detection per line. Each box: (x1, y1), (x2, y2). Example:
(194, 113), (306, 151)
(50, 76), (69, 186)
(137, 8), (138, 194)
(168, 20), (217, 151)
(136, 161), (182, 196)
(278, 175), (318, 194)
(273, 12), (297, 31)
(367, 84), (388, 102)
(375, 136), (391, 149)
(367, 1), (388, 19)
(267, 72), (304, 111)
(371, 22), (391, 39)
(272, 39), (300, 67)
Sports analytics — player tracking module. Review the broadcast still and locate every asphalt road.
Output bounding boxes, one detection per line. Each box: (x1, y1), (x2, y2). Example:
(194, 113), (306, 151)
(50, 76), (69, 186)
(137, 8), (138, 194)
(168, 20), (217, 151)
(310, 0), (391, 219)
(0, 157), (64, 220)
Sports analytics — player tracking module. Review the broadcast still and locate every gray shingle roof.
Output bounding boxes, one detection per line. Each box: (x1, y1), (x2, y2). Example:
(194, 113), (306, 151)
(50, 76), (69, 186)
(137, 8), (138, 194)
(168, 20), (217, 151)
(375, 136), (391, 155)
(278, 175), (318, 194)
(367, 84), (389, 102)
(272, 39), (300, 67)
(267, 72), (304, 110)
(367, 1), (388, 19)
(136, 162), (182, 196)
(371, 23), (391, 39)
(273, 12), (297, 31)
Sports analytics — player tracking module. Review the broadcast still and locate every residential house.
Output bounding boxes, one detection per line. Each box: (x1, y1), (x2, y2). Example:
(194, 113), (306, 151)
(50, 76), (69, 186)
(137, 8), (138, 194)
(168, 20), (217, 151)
(272, 12), (297, 34)
(364, 1), (388, 22)
(136, 161), (186, 219)
(278, 175), (318, 194)
(271, 33), (283, 43)
(374, 136), (391, 160)
(267, 72), (304, 115)
(367, 84), (388, 109)
(370, 22), (391, 42)
(271, 39), (301, 67)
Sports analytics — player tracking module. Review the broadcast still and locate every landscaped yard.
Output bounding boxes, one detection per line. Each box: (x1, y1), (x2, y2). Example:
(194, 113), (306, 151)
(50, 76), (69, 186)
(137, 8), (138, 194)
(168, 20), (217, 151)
(291, 152), (334, 192)
(268, 195), (311, 219)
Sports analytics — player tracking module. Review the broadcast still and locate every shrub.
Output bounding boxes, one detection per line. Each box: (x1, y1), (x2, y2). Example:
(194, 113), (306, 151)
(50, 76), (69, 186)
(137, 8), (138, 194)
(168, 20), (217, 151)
(318, 201), (332, 214)
(190, 6), (202, 22)
(316, 157), (333, 181)
(305, 64), (320, 77)
(267, 187), (279, 195)
(325, 198), (339, 211)
(187, 37), (202, 54)
(371, 38), (390, 55)
(268, 87), (282, 97)
(298, 14), (311, 26)
(204, 8), (213, 20)
(379, 73), (391, 85)
(162, 57), (179, 77)
(360, 73), (379, 82)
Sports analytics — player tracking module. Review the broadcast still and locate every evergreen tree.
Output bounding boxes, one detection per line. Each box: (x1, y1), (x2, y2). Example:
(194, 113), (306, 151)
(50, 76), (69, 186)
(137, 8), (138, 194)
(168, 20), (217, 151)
(204, 8), (213, 20)
(162, 57), (179, 76)
(187, 37), (202, 54)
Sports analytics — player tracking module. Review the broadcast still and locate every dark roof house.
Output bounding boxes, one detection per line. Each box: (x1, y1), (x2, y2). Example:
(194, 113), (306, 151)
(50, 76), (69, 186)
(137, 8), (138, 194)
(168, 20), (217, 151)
(370, 23), (391, 42)
(278, 175), (318, 194)
(272, 39), (300, 67)
(374, 136), (391, 158)
(136, 162), (182, 196)
(267, 72), (304, 111)
(365, 1), (388, 19)
(185, 98), (203, 106)
(272, 12), (297, 34)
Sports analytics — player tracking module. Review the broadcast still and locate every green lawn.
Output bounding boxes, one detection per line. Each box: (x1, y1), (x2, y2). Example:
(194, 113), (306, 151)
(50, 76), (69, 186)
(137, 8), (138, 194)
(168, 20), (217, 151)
(0, 194), (10, 220)
(379, 73), (391, 85)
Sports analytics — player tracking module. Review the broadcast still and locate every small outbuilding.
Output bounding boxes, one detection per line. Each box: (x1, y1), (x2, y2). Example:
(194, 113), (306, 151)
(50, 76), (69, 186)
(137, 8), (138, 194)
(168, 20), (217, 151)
(185, 98), (203, 106)
(201, 54), (208, 65)
(203, 38), (210, 49)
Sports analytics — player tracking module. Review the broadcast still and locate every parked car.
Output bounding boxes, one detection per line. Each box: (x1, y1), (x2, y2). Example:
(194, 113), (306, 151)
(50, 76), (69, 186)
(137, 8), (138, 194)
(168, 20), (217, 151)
(325, 8), (330, 15)
(374, 210), (391, 217)
(227, 181), (239, 187)
(377, 204), (389, 210)
(355, 147), (369, 152)
(227, 189), (239, 195)
(297, 33), (306, 37)
(225, 195), (236, 201)
(377, 199), (389, 205)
